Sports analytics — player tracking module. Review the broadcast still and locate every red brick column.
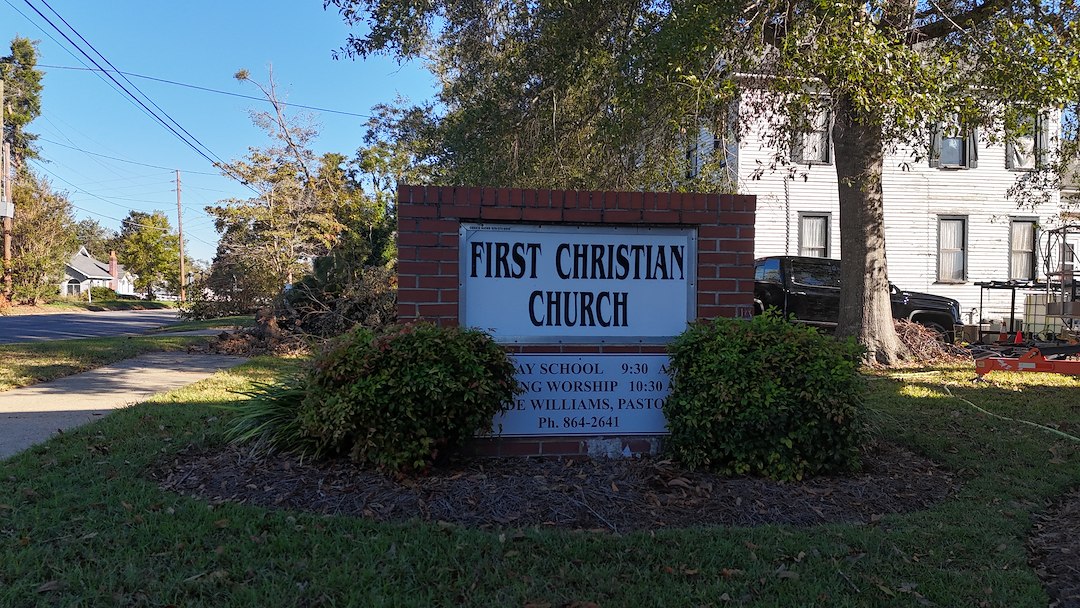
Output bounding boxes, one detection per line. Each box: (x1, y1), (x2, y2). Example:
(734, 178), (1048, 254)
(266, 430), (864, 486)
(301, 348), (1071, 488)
(397, 186), (756, 456)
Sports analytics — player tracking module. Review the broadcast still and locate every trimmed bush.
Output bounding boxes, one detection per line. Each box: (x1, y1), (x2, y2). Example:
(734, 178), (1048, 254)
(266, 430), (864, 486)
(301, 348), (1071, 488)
(90, 286), (117, 301)
(665, 313), (865, 481)
(296, 322), (521, 472)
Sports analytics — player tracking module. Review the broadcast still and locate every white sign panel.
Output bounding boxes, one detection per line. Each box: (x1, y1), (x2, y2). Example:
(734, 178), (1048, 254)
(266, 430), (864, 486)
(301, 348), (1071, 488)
(460, 224), (696, 343)
(494, 354), (672, 436)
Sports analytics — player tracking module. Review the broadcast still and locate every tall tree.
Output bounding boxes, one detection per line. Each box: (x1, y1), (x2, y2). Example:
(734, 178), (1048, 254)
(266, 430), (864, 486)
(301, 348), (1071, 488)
(1, 36), (44, 167)
(74, 218), (119, 259)
(343, 104), (440, 268)
(321, 151), (394, 270)
(8, 171), (77, 304)
(205, 69), (345, 296)
(328, 0), (1079, 364)
(117, 211), (180, 298)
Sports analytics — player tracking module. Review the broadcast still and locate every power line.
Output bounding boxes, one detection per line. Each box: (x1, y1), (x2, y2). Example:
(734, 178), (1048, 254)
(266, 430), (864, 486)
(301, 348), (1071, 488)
(29, 160), (215, 244)
(30, 154), (223, 218)
(39, 116), (142, 183)
(37, 0), (231, 166)
(24, 1), (222, 165)
(33, 63), (373, 119)
(31, 159), (171, 212)
(17, 0), (259, 196)
(14, 0), (202, 159)
(70, 202), (214, 247)
(37, 137), (221, 175)
(1, 0), (139, 110)
(176, 184), (243, 194)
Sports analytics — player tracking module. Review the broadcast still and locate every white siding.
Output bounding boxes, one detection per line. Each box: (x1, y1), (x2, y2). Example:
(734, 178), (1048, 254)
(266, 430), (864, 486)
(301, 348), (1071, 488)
(737, 109), (840, 259)
(736, 100), (1067, 325)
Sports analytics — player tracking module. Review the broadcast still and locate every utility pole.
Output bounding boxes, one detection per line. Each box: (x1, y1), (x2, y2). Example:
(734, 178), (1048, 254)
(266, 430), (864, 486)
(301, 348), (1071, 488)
(1, 79), (14, 303)
(175, 169), (185, 302)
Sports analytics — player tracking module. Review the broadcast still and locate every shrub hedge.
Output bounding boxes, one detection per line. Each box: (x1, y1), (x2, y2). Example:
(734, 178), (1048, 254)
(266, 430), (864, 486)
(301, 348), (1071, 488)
(296, 323), (521, 472)
(665, 313), (866, 481)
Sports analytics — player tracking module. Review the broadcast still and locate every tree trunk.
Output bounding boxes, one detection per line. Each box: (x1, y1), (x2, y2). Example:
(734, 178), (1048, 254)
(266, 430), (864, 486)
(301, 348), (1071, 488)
(831, 93), (910, 365)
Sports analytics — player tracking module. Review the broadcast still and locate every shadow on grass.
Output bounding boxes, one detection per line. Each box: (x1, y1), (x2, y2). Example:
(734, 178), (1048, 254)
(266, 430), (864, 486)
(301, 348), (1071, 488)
(0, 358), (1075, 607)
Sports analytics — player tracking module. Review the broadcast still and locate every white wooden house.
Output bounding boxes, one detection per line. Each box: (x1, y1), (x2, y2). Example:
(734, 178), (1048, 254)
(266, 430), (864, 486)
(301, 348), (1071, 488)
(61, 247), (138, 298)
(692, 103), (1079, 331)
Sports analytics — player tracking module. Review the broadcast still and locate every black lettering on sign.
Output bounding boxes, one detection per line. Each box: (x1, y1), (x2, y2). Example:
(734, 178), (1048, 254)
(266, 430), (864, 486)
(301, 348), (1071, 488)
(528, 291), (628, 327)
(470, 241), (542, 278)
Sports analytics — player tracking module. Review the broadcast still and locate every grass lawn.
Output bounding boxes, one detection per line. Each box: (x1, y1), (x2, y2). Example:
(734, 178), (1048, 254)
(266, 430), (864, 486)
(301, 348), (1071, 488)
(0, 316), (252, 393)
(151, 316), (255, 334)
(2, 300), (177, 316)
(0, 359), (1077, 606)
(45, 299), (178, 312)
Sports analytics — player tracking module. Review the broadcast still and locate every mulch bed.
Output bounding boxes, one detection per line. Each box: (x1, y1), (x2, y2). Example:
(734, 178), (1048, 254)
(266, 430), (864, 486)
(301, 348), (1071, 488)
(151, 441), (1080, 604)
(1030, 488), (1080, 608)
(151, 441), (958, 532)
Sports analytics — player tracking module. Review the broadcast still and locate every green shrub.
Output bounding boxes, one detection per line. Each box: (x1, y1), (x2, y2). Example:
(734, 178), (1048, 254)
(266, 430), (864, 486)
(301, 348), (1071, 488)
(296, 322), (521, 472)
(90, 286), (117, 301)
(223, 380), (319, 456)
(665, 312), (866, 481)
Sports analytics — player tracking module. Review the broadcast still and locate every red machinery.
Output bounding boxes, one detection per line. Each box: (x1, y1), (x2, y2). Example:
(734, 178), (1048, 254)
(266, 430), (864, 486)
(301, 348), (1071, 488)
(974, 224), (1080, 377)
(974, 343), (1080, 377)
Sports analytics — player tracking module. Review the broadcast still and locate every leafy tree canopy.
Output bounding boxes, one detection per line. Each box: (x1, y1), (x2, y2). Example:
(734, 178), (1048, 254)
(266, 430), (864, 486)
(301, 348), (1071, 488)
(74, 218), (119, 260)
(1, 36), (44, 167)
(118, 210), (181, 298)
(8, 170), (77, 304)
(205, 69), (402, 306)
(327, 0), (1079, 364)
(206, 70), (345, 293)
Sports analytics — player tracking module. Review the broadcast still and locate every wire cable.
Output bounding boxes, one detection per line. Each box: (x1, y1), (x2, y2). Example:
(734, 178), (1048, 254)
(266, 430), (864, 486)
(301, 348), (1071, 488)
(19, 0), (260, 195)
(36, 0), (231, 166)
(31, 159), (174, 213)
(33, 63), (373, 118)
(30, 160), (216, 245)
(20, 0), (215, 163)
(38, 137), (222, 175)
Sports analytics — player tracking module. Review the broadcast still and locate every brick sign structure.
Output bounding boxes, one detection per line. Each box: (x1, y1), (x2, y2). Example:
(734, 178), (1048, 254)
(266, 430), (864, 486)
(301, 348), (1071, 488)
(397, 186), (756, 457)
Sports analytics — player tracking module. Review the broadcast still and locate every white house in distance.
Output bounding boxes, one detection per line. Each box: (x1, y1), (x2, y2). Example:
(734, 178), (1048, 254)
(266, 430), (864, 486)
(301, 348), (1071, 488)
(691, 102), (1080, 332)
(61, 247), (138, 298)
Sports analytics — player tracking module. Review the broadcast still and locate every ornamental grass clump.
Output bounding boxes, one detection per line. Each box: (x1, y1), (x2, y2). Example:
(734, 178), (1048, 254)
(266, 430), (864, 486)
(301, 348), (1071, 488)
(296, 322), (521, 473)
(665, 312), (866, 481)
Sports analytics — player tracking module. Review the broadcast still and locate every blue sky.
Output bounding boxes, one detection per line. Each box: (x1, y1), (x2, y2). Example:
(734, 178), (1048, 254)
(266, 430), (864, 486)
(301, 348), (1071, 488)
(2, 0), (437, 262)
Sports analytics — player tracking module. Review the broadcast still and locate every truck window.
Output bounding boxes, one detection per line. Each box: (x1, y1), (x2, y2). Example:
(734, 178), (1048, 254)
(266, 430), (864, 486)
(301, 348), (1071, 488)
(755, 258), (781, 283)
(791, 260), (841, 288)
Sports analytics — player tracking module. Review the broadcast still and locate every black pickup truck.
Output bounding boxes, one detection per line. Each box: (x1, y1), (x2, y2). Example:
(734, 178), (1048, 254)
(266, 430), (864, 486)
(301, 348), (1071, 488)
(754, 256), (963, 341)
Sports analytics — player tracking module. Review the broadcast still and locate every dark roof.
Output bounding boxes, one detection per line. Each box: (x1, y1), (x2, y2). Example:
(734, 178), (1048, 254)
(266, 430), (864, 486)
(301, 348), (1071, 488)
(66, 246), (114, 280)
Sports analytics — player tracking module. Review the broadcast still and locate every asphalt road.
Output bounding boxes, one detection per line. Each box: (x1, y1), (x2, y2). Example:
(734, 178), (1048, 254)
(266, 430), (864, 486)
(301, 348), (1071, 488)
(0, 309), (181, 344)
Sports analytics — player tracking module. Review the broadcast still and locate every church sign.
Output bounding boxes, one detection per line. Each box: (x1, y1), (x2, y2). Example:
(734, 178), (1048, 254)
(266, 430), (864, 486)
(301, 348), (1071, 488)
(395, 186), (756, 456)
(459, 224), (696, 343)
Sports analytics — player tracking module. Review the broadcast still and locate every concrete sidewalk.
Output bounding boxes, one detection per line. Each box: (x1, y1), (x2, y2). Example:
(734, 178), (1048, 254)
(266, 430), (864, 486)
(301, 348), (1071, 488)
(0, 352), (246, 459)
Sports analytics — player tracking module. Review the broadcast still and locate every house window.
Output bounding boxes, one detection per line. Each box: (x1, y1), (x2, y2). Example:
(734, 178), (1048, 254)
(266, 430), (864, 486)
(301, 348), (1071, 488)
(1006, 115), (1048, 170)
(1009, 219), (1037, 281)
(792, 109), (831, 164)
(798, 213), (830, 258)
(930, 120), (978, 169)
(938, 216), (968, 282)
